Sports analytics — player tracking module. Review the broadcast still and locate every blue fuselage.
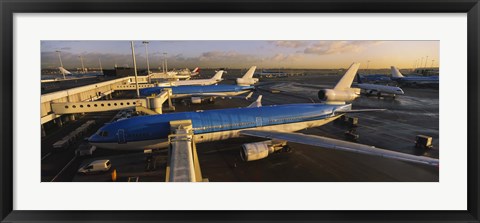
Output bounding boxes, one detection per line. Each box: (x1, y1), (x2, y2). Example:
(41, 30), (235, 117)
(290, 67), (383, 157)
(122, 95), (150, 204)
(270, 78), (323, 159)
(140, 84), (254, 97)
(392, 76), (439, 85)
(89, 103), (347, 150)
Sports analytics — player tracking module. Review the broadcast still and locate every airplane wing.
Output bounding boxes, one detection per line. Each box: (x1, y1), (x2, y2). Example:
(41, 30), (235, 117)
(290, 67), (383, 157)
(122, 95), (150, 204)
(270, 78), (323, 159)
(189, 91), (254, 99)
(247, 95), (262, 108)
(239, 130), (439, 166)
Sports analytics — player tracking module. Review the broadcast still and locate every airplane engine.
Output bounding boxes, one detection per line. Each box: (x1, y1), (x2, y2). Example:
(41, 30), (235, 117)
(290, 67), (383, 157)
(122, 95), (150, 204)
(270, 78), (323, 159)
(236, 78), (259, 86)
(318, 88), (360, 103)
(240, 140), (287, 162)
(191, 97), (202, 104)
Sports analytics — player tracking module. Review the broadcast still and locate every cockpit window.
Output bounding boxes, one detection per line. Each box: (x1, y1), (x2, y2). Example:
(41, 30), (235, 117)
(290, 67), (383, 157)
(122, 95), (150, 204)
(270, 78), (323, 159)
(97, 131), (109, 137)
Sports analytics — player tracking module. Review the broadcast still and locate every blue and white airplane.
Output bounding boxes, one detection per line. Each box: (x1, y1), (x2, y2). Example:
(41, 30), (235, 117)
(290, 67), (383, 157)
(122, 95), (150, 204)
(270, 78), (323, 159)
(391, 66), (439, 86)
(140, 84), (255, 103)
(140, 66), (258, 103)
(89, 63), (438, 166)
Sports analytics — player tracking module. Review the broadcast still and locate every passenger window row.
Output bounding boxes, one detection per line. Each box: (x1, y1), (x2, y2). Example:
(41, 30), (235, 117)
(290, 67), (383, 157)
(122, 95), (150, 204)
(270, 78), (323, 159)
(64, 101), (137, 109)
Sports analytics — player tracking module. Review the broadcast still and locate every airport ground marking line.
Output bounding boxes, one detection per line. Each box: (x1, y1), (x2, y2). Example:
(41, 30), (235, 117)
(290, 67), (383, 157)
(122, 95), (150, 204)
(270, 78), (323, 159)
(51, 155), (77, 182)
(41, 152), (52, 161)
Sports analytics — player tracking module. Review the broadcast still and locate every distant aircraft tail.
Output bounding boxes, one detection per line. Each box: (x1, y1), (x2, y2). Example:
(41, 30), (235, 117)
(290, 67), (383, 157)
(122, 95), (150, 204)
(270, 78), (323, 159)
(192, 67), (199, 73)
(58, 67), (72, 75)
(391, 66), (404, 78)
(241, 66), (257, 79)
(334, 63), (361, 90)
(318, 62), (361, 104)
(236, 66), (259, 86)
(211, 70), (224, 81)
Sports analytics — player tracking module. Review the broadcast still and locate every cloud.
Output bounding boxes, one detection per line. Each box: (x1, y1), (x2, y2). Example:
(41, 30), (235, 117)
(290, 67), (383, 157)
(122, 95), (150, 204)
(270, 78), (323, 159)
(304, 41), (383, 55)
(269, 40), (308, 48)
(271, 53), (304, 62)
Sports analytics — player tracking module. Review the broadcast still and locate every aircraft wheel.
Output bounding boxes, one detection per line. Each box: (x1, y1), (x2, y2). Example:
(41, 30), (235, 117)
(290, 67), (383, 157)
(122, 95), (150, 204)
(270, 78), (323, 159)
(282, 145), (292, 153)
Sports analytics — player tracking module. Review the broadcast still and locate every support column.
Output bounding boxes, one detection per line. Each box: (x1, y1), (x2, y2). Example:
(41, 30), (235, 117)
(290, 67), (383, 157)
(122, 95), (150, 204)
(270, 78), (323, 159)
(41, 124), (46, 137)
(56, 117), (63, 127)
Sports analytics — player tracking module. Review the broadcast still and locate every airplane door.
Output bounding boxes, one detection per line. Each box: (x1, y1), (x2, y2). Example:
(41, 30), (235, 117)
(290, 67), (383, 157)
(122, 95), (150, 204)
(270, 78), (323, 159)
(256, 117), (262, 127)
(117, 129), (126, 144)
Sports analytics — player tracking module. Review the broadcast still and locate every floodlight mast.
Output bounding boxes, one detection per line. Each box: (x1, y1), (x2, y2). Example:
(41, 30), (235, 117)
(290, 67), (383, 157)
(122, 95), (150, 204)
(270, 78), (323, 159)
(143, 41), (150, 83)
(131, 41), (140, 98)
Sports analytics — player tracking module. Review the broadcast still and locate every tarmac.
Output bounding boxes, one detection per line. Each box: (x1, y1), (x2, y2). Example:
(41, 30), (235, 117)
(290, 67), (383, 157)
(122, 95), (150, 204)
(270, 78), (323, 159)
(41, 70), (439, 182)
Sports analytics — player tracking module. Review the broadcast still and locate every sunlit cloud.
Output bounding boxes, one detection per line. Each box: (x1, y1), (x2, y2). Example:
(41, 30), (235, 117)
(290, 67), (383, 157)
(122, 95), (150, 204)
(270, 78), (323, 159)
(269, 40), (308, 48)
(304, 41), (384, 55)
(271, 53), (304, 62)
(41, 40), (437, 69)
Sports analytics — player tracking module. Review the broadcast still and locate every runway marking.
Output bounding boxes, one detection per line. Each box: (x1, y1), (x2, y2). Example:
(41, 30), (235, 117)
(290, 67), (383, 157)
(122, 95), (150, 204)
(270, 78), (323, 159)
(41, 152), (51, 161)
(51, 155), (77, 182)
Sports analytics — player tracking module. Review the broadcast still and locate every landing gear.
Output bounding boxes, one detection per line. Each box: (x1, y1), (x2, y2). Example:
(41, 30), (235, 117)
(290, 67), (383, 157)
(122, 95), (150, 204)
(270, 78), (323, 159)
(282, 144), (292, 153)
(144, 149), (156, 171)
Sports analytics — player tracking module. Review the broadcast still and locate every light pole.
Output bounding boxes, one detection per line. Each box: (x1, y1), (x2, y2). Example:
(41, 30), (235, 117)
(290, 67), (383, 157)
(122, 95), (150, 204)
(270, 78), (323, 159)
(99, 58), (103, 74)
(131, 41), (140, 98)
(163, 52), (168, 73)
(142, 41), (150, 74)
(424, 56), (429, 68)
(431, 59), (435, 67)
(56, 50), (65, 79)
(79, 55), (85, 73)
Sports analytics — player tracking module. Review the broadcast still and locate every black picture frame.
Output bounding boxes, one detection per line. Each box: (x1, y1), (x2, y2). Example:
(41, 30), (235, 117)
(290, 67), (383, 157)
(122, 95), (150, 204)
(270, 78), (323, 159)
(1, 0), (479, 222)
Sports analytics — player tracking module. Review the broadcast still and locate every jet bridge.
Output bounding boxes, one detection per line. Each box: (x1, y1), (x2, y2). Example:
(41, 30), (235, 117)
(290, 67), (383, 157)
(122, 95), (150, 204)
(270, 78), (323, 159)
(166, 120), (205, 182)
(50, 89), (174, 115)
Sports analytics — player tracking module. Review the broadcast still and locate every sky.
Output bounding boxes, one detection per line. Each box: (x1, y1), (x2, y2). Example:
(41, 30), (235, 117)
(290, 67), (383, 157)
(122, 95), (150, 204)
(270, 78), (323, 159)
(41, 40), (439, 70)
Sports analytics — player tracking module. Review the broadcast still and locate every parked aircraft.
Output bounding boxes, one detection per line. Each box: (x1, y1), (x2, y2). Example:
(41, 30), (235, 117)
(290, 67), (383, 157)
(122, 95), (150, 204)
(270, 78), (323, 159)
(89, 63), (438, 166)
(356, 74), (404, 97)
(391, 66), (439, 86)
(141, 66), (258, 103)
(140, 84), (255, 104)
(174, 67), (200, 76)
(156, 70), (224, 87)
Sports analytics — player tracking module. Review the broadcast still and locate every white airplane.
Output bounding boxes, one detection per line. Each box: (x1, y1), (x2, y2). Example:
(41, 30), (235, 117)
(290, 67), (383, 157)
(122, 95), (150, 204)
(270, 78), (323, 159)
(358, 83), (405, 97)
(173, 67), (200, 77)
(356, 74), (404, 97)
(156, 70), (224, 87)
(236, 66), (259, 86)
(89, 62), (438, 167)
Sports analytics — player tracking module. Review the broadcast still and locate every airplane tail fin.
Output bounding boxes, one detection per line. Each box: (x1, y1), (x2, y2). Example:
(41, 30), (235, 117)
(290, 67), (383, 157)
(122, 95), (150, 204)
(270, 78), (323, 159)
(58, 67), (72, 75)
(334, 63), (361, 90)
(211, 70), (224, 81)
(241, 66), (257, 79)
(192, 67), (199, 73)
(236, 66), (258, 86)
(391, 66), (404, 78)
(318, 63), (361, 104)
